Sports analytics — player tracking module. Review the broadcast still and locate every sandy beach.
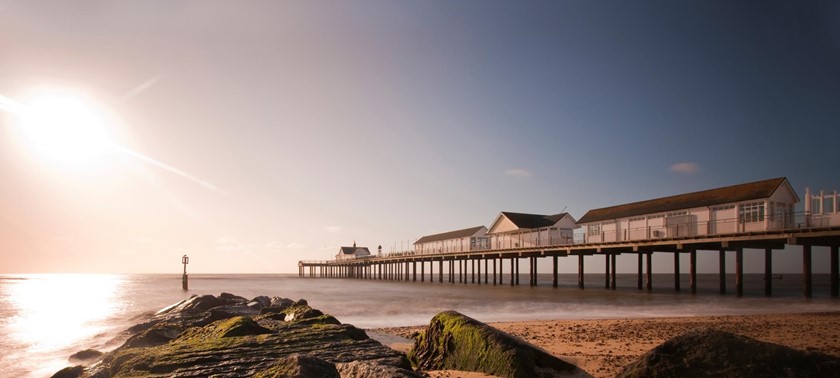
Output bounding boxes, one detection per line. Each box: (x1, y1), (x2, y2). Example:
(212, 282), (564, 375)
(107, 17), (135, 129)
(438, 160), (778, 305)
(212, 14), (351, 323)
(376, 311), (840, 378)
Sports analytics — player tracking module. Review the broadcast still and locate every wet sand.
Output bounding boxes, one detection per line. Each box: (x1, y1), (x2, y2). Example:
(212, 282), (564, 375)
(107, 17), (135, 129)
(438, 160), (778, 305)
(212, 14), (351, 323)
(375, 311), (840, 378)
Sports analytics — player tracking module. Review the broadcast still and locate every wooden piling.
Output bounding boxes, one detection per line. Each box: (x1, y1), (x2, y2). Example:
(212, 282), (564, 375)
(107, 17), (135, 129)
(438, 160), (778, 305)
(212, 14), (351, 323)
(735, 248), (743, 297)
(764, 248), (772, 297)
(803, 245), (812, 298)
(577, 254), (585, 289)
(674, 252), (680, 292)
(552, 255), (558, 288)
(689, 250), (697, 294)
(610, 253), (617, 290)
(719, 249), (726, 295)
(831, 246), (839, 298)
(637, 253), (643, 290)
(645, 252), (653, 292)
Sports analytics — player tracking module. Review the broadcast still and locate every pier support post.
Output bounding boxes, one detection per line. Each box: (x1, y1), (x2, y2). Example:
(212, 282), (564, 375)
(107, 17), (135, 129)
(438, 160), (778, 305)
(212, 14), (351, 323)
(493, 258), (497, 285)
(531, 257), (538, 286)
(515, 258), (520, 286)
(605, 254), (611, 289)
(577, 254), (585, 289)
(510, 258), (515, 286)
(719, 249), (726, 295)
(674, 252), (681, 292)
(420, 261), (424, 282)
(610, 253), (617, 290)
(689, 250), (697, 294)
(637, 253), (643, 290)
(439, 259), (443, 283)
(764, 248), (773, 297)
(553, 255), (558, 288)
(499, 258), (503, 285)
(831, 246), (839, 298)
(735, 248), (743, 297)
(803, 245), (813, 298)
(472, 259), (476, 284)
(484, 258), (489, 284)
(645, 252), (653, 292)
(450, 260), (454, 283)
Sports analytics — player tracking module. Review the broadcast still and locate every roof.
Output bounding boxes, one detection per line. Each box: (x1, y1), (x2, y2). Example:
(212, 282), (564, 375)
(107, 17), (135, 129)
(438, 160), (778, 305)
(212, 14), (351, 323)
(338, 246), (371, 255)
(577, 177), (792, 224)
(499, 212), (570, 229)
(414, 226), (487, 245)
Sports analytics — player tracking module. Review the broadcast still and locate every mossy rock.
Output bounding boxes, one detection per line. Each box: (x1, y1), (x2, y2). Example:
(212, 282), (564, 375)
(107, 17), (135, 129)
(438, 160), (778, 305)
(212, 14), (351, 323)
(253, 354), (339, 378)
(409, 311), (576, 378)
(617, 328), (840, 378)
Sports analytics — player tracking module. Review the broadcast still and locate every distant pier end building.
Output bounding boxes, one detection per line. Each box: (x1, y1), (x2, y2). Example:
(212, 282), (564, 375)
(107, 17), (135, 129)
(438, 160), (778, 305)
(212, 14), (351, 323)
(336, 243), (371, 261)
(578, 177), (799, 243)
(488, 212), (577, 249)
(414, 226), (490, 254)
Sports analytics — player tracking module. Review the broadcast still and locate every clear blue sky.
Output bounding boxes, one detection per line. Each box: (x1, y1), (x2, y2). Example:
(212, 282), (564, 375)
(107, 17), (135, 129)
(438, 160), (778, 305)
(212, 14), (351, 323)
(0, 1), (838, 273)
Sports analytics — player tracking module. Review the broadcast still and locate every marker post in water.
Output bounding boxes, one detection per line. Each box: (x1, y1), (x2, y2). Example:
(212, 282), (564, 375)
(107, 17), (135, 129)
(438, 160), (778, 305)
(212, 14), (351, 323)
(182, 254), (189, 290)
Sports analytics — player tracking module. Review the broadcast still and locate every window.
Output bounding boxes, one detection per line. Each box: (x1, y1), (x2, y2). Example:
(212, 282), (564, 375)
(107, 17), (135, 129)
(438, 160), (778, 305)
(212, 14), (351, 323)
(667, 211), (688, 217)
(646, 214), (664, 220)
(712, 205), (735, 211)
(739, 202), (765, 223)
(587, 224), (601, 236)
(629, 216), (645, 222)
(825, 197), (835, 214)
(812, 198), (822, 214)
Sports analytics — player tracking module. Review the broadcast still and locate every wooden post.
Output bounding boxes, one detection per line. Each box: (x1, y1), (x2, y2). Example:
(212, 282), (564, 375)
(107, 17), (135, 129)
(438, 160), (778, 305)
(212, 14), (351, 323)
(578, 254), (585, 289)
(610, 253), (617, 290)
(515, 258), (520, 286)
(645, 252), (653, 292)
(689, 250), (697, 294)
(719, 249), (726, 295)
(605, 254), (611, 289)
(832, 246), (839, 298)
(735, 248), (743, 297)
(674, 252), (680, 292)
(637, 253), (643, 290)
(764, 248), (773, 297)
(803, 245), (813, 298)
(553, 255), (558, 288)
(471, 259), (476, 284)
(477, 258), (481, 285)
(493, 258), (497, 285)
(484, 258), (489, 284)
(499, 258), (503, 285)
(420, 260), (424, 282)
(510, 258), (515, 286)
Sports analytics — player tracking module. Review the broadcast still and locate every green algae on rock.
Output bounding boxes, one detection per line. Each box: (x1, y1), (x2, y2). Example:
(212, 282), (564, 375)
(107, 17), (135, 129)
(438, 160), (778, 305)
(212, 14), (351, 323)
(408, 310), (577, 378)
(55, 294), (421, 378)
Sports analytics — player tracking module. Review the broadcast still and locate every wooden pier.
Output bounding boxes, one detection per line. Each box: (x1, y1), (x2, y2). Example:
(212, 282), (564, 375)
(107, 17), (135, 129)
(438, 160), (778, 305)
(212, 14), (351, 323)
(299, 227), (840, 298)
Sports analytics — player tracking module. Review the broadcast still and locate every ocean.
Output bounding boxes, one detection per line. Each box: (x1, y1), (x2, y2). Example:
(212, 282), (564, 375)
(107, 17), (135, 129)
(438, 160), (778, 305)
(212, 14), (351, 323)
(1, 273), (837, 377)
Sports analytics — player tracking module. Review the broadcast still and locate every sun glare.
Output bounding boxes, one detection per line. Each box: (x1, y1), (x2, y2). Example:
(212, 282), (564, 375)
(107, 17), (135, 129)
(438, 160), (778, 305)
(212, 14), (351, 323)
(16, 91), (114, 165)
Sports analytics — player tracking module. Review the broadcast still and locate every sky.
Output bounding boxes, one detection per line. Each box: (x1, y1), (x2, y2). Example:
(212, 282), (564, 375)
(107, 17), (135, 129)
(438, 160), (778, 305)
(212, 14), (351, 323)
(1, 1), (839, 274)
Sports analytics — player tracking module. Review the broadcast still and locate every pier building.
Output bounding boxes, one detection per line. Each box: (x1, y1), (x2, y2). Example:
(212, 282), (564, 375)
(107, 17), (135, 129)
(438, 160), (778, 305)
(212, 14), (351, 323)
(414, 226), (489, 255)
(487, 212), (577, 249)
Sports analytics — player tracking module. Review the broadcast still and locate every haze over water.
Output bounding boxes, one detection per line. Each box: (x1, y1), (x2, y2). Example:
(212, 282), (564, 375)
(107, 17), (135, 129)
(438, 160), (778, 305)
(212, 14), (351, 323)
(1, 273), (836, 378)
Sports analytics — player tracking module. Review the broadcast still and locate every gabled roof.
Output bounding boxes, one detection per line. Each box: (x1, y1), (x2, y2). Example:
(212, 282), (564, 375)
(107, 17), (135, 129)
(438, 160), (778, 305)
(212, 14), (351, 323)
(414, 226), (487, 245)
(578, 177), (794, 224)
(501, 212), (570, 229)
(339, 246), (371, 255)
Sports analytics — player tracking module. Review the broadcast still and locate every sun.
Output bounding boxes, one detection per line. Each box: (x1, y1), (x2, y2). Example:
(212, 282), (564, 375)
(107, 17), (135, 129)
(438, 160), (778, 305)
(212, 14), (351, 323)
(16, 90), (114, 165)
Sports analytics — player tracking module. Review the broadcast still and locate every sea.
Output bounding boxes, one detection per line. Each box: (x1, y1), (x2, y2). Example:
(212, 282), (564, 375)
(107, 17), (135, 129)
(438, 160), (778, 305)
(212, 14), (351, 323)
(1, 273), (837, 377)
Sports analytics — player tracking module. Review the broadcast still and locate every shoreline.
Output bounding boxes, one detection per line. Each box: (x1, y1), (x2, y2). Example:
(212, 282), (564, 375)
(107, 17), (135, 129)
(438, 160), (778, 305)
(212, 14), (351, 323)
(372, 311), (840, 378)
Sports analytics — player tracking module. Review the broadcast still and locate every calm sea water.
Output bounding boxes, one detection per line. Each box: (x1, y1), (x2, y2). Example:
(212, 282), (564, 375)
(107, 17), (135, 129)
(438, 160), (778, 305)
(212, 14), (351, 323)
(1, 273), (837, 377)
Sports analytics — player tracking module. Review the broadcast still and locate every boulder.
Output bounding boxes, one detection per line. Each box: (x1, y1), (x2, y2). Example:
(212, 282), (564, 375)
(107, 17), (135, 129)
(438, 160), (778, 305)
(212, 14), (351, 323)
(209, 305), (260, 321)
(50, 365), (84, 378)
(253, 354), (339, 378)
(172, 294), (224, 313)
(617, 328), (840, 378)
(251, 295), (272, 307)
(270, 297), (294, 309)
(68, 349), (103, 363)
(409, 311), (577, 378)
(219, 292), (249, 305)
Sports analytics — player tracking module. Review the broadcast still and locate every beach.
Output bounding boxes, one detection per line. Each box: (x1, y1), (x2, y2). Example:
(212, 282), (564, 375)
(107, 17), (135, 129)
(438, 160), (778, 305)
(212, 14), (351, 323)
(376, 311), (840, 378)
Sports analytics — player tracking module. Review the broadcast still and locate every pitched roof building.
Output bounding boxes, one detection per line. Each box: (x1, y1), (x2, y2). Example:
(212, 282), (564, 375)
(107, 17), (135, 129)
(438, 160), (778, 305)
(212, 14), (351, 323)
(414, 226), (489, 254)
(578, 177), (799, 243)
(487, 212), (577, 249)
(335, 242), (372, 261)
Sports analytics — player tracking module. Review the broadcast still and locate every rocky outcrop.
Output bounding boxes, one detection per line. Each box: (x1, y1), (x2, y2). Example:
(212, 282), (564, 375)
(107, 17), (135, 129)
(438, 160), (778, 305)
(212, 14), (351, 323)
(617, 328), (840, 378)
(409, 310), (577, 378)
(56, 294), (421, 378)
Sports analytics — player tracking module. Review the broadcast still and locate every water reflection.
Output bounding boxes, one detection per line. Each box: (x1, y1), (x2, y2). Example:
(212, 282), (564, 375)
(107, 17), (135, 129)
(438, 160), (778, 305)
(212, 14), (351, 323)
(6, 274), (123, 353)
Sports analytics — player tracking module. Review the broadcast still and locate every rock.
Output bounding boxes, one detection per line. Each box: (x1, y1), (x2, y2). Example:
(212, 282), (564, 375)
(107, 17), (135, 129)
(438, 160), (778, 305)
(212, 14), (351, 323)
(68, 349), (103, 363)
(219, 292), (249, 305)
(247, 301), (264, 310)
(75, 295), (418, 378)
(253, 354), (340, 378)
(408, 310), (577, 378)
(51, 365), (84, 378)
(172, 294), (224, 313)
(617, 328), (840, 378)
(293, 299), (308, 307)
(337, 360), (420, 378)
(208, 305), (260, 321)
(252, 295), (272, 307)
(270, 297), (294, 309)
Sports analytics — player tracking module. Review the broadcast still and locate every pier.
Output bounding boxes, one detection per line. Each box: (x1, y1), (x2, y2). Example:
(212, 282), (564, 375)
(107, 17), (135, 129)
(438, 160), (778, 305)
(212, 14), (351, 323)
(299, 226), (840, 298)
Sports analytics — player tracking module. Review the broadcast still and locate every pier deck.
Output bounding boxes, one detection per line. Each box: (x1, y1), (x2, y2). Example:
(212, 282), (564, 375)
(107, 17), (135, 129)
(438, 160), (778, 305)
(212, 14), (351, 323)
(299, 227), (840, 298)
